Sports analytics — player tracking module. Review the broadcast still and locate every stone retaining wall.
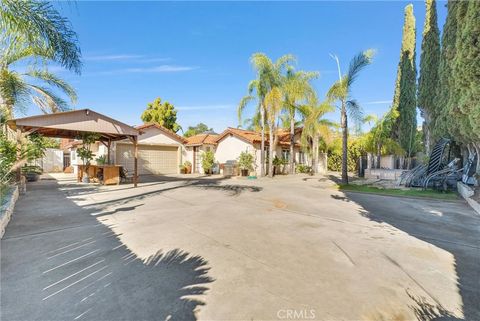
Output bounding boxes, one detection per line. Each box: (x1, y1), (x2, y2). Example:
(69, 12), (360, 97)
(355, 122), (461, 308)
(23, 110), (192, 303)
(0, 185), (19, 239)
(364, 169), (405, 181)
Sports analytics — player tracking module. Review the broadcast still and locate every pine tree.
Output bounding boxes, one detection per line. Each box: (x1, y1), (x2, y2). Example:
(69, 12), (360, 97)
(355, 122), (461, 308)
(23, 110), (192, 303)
(418, 0), (440, 153)
(391, 4), (417, 159)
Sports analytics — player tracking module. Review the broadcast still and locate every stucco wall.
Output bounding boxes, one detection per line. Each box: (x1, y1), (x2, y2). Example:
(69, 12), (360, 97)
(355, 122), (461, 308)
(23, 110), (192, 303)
(112, 127), (187, 172)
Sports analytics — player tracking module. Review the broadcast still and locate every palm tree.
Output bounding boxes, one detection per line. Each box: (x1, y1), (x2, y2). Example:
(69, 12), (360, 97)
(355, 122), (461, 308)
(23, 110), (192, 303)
(0, 0), (82, 73)
(327, 50), (374, 184)
(0, 42), (77, 118)
(264, 86), (283, 178)
(238, 53), (294, 176)
(283, 68), (318, 174)
(300, 100), (335, 173)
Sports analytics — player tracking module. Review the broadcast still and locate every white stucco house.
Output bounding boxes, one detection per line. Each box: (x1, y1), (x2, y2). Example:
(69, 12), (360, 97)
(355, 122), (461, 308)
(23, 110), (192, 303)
(64, 124), (326, 177)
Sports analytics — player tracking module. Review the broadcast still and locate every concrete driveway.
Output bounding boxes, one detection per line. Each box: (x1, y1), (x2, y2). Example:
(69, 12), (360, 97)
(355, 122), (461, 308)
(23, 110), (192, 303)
(1, 174), (479, 321)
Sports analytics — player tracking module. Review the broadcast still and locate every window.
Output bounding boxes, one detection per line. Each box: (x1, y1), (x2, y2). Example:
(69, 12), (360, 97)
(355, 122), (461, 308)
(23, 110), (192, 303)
(299, 151), (305, 164)
(282, 149), (290, 161)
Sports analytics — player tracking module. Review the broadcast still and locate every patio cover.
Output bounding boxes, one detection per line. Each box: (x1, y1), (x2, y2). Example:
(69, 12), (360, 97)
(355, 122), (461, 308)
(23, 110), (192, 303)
(8, 109), (140, 187)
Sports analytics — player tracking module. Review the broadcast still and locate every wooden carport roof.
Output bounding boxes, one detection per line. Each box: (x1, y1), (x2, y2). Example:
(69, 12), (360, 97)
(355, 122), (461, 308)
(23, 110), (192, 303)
(7, 109), (139, 141)
(8, 109), (140, 187)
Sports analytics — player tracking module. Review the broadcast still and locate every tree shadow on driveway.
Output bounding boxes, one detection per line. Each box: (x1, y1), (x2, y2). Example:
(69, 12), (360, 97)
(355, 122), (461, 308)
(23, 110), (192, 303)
(1, 179), (215, 321)
(332, 191), (480, 321)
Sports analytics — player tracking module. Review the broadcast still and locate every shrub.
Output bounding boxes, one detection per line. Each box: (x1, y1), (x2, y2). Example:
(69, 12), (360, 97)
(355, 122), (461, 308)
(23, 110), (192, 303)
(296, 164), (312, 174)
(238, 151), (254, 171)
(201, 150), (215, 174)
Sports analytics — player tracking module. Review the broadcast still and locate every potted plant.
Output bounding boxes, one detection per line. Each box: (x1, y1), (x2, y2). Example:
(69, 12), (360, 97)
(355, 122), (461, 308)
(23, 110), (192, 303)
(238, 151), (254, 176)
(201, 150), (215, 175)
(184, 161), (192, 174)
(179, 164), (186, 174)
(76, 133), (100, 183)
(96, 155), (107, 165)
(272, 156), (288, 176)
(21, 165), (42, 182)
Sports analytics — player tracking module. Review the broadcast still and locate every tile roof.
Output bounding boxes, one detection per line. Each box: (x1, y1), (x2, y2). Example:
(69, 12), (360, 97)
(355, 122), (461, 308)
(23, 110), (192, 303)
(215, 127), (303, 146)
(136, 123), (186, 144)
(185, 133), (219, 146)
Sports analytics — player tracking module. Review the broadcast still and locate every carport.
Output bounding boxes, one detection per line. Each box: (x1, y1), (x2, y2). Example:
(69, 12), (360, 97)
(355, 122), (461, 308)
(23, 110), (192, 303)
(7, 109), (141, 187)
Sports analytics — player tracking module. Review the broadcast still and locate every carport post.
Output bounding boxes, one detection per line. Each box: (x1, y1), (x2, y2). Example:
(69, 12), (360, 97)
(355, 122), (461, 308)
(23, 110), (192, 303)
(133, 136), (138, 187)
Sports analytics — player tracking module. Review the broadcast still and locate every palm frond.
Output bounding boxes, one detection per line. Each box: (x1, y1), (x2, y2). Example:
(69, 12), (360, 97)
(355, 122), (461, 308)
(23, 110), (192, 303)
(326, 78), (347, 103)
(0, 0), (82, 73)
(28, 84), (69, 113)
(238, 95), (254, 124)
(25, 69), (77, 103)
(0, 69), (29, 113)
(346, 99), (363, 124)
(346, 49), (374, 87)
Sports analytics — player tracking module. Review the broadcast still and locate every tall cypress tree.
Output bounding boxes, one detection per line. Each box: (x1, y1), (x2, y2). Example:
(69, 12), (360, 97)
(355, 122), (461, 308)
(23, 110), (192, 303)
(434, 0), (459, 141)
(418, 0), (440, 153)
(391, 4), (417, 158)
(454, 1), (479, 145)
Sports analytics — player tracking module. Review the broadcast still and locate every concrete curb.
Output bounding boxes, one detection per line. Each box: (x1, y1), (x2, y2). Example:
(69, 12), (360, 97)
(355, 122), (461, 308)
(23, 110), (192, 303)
(0, 185), (19, 239)
(457, 182), (480, 215)
(338, 188), (462, 203)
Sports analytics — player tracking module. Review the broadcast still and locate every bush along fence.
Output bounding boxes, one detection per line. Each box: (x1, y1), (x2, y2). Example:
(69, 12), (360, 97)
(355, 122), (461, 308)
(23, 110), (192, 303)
(0, 185), (19, 238)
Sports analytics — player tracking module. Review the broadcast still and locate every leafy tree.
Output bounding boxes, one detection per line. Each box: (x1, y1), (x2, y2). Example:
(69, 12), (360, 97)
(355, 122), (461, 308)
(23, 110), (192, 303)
(141, 97), (182, 133)
(76, 132), (100, 179)
(282, 68), (318, 174)
(201, 150), (215, 174)
(391, 4), (417, 163)
(418, 0), (440, 154)
(238, 53), (294, 177)
(0, 41), (77, 118)
(327, 50), (374, 184)
(184, 123), (212, 137)
(0, 0), (82, 73)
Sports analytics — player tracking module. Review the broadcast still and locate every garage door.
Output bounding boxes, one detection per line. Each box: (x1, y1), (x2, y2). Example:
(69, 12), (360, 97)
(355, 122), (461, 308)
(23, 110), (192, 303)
(115, 144), (179, 175)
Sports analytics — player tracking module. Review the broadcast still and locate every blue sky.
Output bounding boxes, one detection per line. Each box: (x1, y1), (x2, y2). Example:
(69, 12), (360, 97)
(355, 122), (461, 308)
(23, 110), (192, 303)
(21, 1), (447, 133)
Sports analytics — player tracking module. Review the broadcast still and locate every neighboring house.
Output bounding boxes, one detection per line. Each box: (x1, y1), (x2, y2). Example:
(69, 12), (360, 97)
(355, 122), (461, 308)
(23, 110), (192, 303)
(214, 127), (308, 175)
(65, 140), (109, 176)
(185, 133), (219, 174)
(113, 123), (187, 175)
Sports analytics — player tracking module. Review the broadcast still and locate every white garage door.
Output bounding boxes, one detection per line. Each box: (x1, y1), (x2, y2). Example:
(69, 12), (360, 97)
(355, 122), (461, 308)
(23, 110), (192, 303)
(115, 144), (179, 175)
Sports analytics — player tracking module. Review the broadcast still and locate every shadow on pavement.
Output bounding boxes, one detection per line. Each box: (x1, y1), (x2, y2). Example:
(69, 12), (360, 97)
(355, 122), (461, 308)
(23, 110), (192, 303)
(1, 178), (215, 321)
(335, 191), (480, 321)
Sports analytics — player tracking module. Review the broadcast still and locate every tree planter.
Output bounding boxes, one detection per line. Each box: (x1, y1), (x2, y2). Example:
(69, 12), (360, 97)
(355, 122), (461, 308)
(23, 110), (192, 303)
(240, 169), (249, 177)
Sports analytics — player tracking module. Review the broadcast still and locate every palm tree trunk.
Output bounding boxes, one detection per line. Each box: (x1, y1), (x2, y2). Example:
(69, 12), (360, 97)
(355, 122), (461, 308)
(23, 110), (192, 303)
(268, 123), (274, 178)
(260, 106), (265, 177)
(341, 101), (348, 184)
(312, 133), (319, 174)
(289, 110), (295, 174)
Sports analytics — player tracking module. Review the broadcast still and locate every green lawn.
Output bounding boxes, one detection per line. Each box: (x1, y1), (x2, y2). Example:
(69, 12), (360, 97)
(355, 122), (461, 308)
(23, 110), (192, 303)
(336, 183), (459, 200)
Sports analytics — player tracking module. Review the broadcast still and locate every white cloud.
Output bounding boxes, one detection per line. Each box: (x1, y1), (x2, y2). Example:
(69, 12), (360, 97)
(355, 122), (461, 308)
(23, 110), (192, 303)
(365, 100), (392, 105)
(124, 65), (197, 73)
(84, 54), (145, 61)
(177, 104), (234, 111)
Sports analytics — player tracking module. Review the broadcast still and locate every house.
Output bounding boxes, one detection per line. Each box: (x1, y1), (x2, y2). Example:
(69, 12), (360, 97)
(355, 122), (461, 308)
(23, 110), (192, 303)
(112, 123), (187, 175)
(214, 127), (308, 175)
(65, 123), (187, 176)
(64, 122), (324, 177)
(185, 133), (219, 173)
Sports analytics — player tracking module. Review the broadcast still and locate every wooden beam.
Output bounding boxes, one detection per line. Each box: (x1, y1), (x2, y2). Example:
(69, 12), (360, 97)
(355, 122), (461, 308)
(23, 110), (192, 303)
(133, 136), (138, 187)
